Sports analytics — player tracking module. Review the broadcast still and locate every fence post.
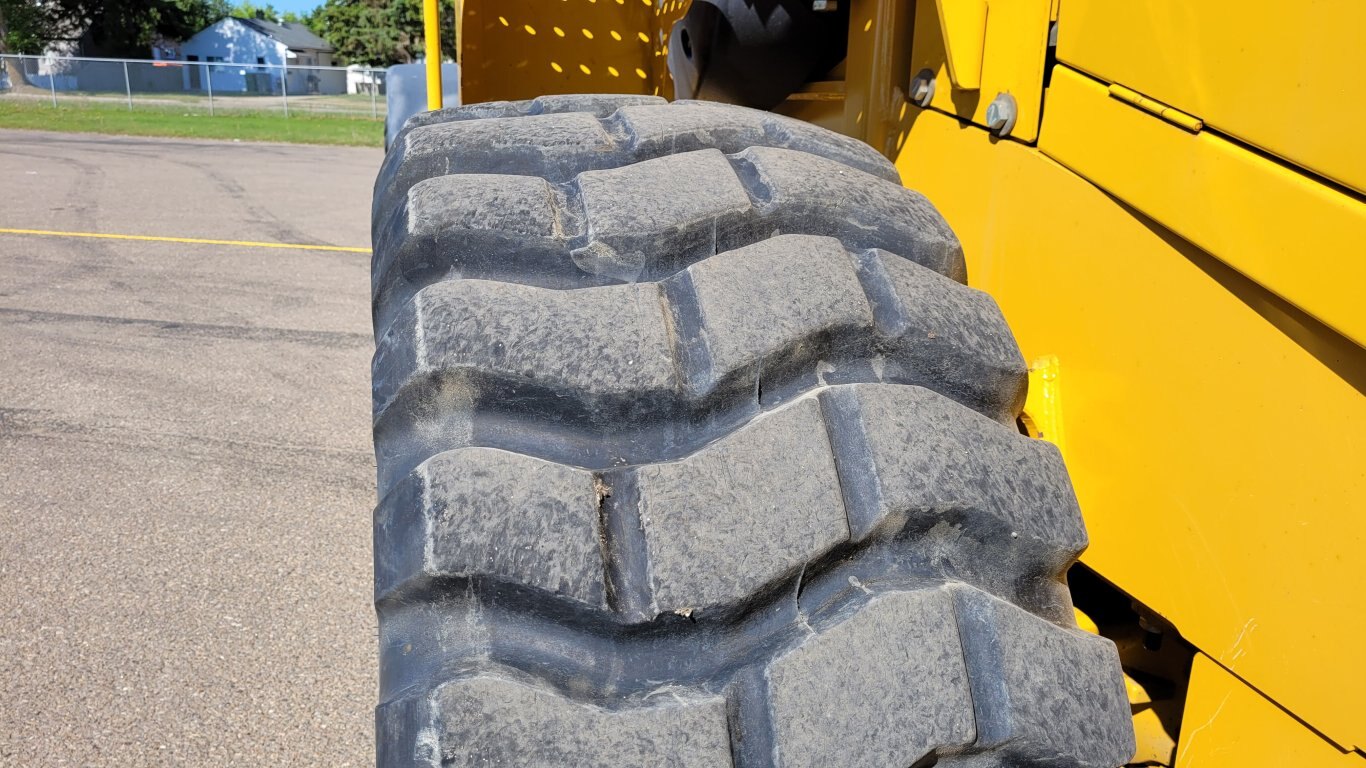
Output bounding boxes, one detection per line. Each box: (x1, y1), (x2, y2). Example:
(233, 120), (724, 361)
(205, 62), (214, 116)
(48, 58), (57, 107)
(370, 70), (378, 119)
(123, 60), (132, 111)
(281, 60), (289, 118)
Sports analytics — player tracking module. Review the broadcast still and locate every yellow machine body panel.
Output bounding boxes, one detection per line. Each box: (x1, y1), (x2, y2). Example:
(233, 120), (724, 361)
(1179, 655), (1361, 767)
(896, 106), (1366, 753)
(1042, 68), (1366, 350)
(1056, 0), (1366, 195)
(908, 0), (1052, 141)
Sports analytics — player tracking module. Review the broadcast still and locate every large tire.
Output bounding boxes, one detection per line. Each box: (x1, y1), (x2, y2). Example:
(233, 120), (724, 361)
(370, 96), (1135, 768)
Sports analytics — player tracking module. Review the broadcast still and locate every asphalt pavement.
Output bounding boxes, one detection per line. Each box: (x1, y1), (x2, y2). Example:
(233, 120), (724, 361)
(0, 130), (385, 766)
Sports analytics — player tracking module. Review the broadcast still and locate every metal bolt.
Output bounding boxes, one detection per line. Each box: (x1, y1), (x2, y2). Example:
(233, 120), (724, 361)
(986, 92), (1017, 136)
(910, 69), (936, 108)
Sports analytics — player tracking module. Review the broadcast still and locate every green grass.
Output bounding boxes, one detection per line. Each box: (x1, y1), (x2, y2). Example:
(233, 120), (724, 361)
(0, 98), (383, 147)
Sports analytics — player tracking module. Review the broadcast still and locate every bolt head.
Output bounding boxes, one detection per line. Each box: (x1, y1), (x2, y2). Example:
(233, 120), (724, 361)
(985, 92), (1017, 136)
(910, 69), (936, 108)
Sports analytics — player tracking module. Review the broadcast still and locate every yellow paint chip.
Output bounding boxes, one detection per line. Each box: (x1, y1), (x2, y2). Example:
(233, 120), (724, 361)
(553, 26), (565, 36)
(635, 67), (648, 78)
(550, 61), (564, 72)
(579, 64), (592, 75)
(498, 16), (509, 26)
(610, 30), (622, 41)
(607, 66), (620, 77)
(582, 28), (594, 39)
(523, 24), (536, 35)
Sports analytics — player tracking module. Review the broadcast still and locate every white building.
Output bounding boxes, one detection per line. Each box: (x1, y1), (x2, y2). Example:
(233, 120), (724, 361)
(175, 13), (340, 95)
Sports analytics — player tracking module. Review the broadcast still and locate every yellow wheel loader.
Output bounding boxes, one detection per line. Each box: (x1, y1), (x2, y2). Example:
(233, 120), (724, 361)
(368, 2), (1365, 765)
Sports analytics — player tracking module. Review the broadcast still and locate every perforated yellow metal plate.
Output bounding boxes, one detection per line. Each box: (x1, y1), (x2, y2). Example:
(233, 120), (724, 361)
(460, 0), (687, 104)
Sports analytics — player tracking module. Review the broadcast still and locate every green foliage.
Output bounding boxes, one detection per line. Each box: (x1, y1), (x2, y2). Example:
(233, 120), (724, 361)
(312, 0), (455, 66)
(229, 1), (314, 28)
(0, 0), (58, 54)
(102, 0), (233, 54)
(0, 0), (453, 66)
(0, 0), (238, 57)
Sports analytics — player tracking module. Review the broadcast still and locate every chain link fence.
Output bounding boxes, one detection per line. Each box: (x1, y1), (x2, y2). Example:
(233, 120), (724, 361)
(0, 53), (388, 118)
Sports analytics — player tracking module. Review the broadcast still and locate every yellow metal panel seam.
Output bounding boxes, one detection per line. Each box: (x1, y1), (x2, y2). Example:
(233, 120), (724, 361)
(933, 0), (988, 90)
(1040, 66), (1366, 349)
(1108, 84), (1203, 133)
(1054, 0), (1366, 193)
(1179, 655), (1361, 766)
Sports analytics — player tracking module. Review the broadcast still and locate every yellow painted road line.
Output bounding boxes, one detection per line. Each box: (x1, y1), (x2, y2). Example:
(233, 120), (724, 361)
(0, 227), (370, 253)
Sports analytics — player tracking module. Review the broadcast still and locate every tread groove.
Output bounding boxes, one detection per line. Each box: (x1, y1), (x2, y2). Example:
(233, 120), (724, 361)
(853, 249), (911, 336)
(727, 666), (778, 768)
(817, 388), (885, 542)
(952, 586), (1014, 750)
(597, 469), (654, 621)
(661, 271), (716, 396)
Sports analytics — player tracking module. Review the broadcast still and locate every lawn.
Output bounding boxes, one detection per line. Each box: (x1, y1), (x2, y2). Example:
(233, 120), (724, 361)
(0, 97), (383, 147)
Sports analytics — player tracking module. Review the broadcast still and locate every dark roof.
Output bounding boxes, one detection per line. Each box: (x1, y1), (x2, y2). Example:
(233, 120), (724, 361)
(232, 16), (333, 53)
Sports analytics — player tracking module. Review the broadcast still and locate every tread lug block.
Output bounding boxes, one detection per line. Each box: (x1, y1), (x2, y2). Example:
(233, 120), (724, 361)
(618, 101), (895, 181)
(856, 251), (1027, 420)
(570, 149), (754, 283)
(763, 587), (976, 768)
(396, 94), (669, 140)
(636, 398), (849, 615)
(953, 586), (1136, 767)
(381, 676), (731, 768)
(375, 100), (899, 231)
(732, 147), (965, 282)
(820, 384), (1087, 573)
(685, 235), (874, 404)
(372, 173), (566, 329)
(374, 448), (608, 610)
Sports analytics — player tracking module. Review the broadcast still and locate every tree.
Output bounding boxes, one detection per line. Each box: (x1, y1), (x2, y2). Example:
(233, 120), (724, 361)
(229, 1), (315, 27)
(83, 0), (232, 55)
(0, 0), (72, 54)
(311, 0), (454, 66)
(0, 0), (235, 57)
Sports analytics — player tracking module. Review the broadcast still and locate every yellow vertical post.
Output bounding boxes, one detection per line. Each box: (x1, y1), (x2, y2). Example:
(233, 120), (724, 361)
(424, 0), (443, 110)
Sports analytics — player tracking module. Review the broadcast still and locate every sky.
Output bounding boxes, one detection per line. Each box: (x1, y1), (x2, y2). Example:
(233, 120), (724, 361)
(269, 0), (322, 14)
